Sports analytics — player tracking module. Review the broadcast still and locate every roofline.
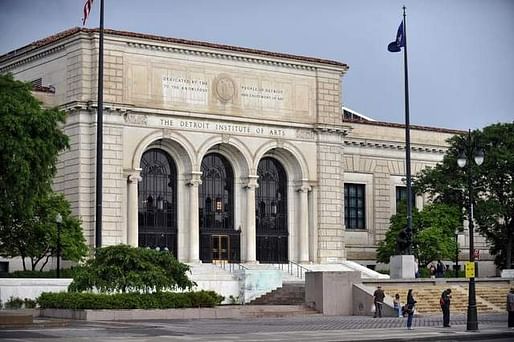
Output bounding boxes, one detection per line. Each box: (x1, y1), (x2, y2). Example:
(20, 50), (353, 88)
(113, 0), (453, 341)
(344, 117), (464, 135)
(0, 27), (349, 70)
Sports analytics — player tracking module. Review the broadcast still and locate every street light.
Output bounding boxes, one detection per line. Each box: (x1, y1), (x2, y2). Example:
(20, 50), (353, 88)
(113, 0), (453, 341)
(55, 213), (63, 279)
(457, 129), (484, 332)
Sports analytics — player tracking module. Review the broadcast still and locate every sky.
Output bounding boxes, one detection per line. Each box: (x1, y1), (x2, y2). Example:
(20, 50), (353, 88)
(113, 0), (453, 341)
(0, 0), (513, 130)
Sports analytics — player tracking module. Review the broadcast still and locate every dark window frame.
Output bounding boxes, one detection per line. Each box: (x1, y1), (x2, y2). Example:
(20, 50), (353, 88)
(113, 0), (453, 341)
(344, 183), (366, 230)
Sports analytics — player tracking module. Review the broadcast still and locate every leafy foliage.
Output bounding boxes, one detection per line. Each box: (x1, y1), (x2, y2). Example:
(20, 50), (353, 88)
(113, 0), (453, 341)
(0, 192), (87, 271)
(0, 74), (87, 270)
(415, 123), (514, 269)
(377, 203), (461, 267)
(69, 245), (195, 293)
(1, 267), (77, 278)
(37, 290), (224, 309)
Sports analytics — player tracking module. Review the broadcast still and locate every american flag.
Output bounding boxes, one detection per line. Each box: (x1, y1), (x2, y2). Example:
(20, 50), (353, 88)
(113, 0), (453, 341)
(82, 0), (94, 26)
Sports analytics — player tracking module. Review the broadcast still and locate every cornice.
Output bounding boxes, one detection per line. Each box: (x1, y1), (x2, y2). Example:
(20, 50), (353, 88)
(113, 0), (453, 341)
(344, 139), (447, 154)
(126, 41), (317, 71)
(0, 44), (66, 73)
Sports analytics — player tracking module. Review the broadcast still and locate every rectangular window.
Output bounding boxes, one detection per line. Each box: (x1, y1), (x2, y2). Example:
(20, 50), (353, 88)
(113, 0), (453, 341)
(344, 183), (366, 229)
(396, 186), (416, 212)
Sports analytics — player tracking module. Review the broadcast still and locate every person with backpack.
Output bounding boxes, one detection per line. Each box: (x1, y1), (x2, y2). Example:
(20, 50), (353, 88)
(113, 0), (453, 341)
(440, 288), (452, 327)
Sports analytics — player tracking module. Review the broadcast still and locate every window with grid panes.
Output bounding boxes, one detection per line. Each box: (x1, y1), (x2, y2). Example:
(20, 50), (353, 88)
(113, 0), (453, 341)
(395, 186), (416, 213)
(344, 183), (365, 229)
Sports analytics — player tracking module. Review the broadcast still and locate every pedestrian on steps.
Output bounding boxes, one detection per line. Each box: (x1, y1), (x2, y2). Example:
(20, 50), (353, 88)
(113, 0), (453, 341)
(440, 288), (452, 327)
(393, 293), (402, 317)
(406, 288), (416, 330)
(507, 288), (514, 328)
(373, 285), (385, 318)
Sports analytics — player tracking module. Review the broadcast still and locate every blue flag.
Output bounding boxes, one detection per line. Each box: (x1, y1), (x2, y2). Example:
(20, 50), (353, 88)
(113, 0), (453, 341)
(388, 21), (405, 52)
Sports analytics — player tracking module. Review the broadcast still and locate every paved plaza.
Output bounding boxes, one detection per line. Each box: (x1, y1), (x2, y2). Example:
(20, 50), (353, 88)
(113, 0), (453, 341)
(1, 312), (513, 341)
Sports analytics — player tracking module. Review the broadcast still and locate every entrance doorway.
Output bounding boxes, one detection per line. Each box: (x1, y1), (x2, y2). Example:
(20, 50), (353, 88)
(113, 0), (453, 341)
(211, 234), (230, 261)
(199, 153), (240, 263)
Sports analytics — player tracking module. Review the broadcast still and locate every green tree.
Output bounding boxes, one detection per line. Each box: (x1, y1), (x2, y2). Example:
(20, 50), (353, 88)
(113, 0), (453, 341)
(415, 123), (514, 269)
(69, 245), (195, 293)
(0, 74), (87, 270)
(377, 203), (461, 268)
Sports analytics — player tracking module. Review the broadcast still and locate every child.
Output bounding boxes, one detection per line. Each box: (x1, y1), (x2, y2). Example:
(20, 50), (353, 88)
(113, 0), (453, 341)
(393, 293), (402, 317)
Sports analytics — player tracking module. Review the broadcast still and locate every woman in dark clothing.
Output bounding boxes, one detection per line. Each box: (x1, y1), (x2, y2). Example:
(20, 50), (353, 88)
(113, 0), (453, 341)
(440, 288), (452, 327)
(507, 288), (514, 328)
(406, 288), (417, 330)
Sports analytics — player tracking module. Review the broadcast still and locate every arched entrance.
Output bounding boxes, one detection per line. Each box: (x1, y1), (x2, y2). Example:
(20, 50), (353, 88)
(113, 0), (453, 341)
(256, 157), (288, 263)
(138, 148), (178, 257)
(199, 153), (240, 263)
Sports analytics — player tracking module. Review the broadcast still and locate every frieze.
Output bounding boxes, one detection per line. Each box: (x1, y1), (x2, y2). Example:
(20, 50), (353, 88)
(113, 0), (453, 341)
(124, 113), (148, 125)
(143, 115), (311, 140)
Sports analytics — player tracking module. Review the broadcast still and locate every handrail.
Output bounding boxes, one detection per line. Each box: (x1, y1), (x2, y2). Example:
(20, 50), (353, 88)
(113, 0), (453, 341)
(273, 261), (310, 279)
(288, 260), (310, 279)
(214, 260), (248, 273)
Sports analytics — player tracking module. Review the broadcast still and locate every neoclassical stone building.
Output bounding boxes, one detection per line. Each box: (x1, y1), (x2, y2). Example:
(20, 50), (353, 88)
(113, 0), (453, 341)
(1, 28), (491, 271)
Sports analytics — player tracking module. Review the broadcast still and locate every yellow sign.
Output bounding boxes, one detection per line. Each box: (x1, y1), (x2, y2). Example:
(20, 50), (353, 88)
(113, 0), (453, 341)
(465, 262), (475, 278)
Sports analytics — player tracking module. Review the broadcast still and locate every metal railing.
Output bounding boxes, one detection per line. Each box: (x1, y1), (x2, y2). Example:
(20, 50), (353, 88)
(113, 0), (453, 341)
(274, 261), (310, 279)
(214, 259), (248, 273)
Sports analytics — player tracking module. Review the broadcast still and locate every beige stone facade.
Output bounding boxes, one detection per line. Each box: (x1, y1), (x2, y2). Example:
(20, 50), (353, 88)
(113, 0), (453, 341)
(0, 28), (491, 269)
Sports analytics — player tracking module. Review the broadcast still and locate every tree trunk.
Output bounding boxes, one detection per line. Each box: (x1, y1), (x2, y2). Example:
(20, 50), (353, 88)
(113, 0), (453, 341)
(39, 255), (51, 272)
(21, 255), (27, 271)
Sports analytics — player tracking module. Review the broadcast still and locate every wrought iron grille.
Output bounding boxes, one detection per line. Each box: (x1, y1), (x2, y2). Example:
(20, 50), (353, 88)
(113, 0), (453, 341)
(138, 148), (177, 256)
(256, 157), (288, 263)
(199, 153), (239, 262)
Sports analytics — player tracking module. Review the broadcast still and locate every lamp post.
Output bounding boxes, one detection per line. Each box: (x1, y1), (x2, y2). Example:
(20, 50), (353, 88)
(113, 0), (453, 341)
(55, 213), (63, 279)
(454, 232), (459, 278)
(457, 129), (484, 332)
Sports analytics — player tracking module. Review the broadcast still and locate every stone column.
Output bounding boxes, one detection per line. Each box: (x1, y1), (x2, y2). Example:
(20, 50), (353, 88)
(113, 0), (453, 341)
(298, 183), (311, 263)
(126, 171), (142, 247)
(188, 172), (202, 263)
(245, 176), (259, 263)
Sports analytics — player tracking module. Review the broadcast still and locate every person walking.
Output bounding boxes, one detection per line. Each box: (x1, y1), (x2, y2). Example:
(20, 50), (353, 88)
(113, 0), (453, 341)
(436, 260), (445, 278)
(406, 288), (416, 330)
(507, 288), (514, 328)
(393, 293), (402, 317)
(440, 288), (452, 327)
(373, 285), (385, 318)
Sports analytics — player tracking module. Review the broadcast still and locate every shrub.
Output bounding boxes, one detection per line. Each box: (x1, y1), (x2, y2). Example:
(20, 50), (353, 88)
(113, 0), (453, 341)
(5, 296), (24, 309)
(68, 245), (195, 293)
(23, 298), (37, 308)
(37, 290), (223, 310)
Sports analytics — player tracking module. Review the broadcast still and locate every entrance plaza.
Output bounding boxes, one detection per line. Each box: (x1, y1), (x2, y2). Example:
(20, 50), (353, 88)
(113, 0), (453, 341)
(1, 312), (513, 341)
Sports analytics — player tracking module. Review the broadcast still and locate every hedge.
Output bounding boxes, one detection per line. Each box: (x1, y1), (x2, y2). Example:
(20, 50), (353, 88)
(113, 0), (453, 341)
(0, 268), (76, 278)
(37, 290), (224, 310)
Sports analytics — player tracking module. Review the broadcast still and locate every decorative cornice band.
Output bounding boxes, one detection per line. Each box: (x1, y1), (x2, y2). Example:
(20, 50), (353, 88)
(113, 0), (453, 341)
(0, 44), (66, 73)
(343, 140), (447, 154)
(126, 42), (316, 71)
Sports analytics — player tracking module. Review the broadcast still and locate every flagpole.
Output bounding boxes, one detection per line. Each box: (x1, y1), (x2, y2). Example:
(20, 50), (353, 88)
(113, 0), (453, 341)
(95, 0), (104, 249)
(402, 6), (413, 255)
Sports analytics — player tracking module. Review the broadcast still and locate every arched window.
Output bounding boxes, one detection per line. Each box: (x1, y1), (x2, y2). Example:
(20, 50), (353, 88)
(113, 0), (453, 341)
(256, 157), (288, 263)
(138, 148), (177, 256)
(199, 153), (239, 262)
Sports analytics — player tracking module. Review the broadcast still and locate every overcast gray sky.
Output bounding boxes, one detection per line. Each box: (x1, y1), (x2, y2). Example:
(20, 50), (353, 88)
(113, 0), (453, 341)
(1, 0), (513, 130)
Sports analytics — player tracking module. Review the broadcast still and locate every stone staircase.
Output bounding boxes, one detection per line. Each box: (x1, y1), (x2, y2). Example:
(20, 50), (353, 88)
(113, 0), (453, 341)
(249, 282), (305, 305)
(474, 284), (511, 309)
(379, 284), (497, 314)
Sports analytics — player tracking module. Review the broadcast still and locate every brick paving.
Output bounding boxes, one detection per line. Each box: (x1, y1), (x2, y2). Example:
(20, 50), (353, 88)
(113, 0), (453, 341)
(0, 312), (511, 341)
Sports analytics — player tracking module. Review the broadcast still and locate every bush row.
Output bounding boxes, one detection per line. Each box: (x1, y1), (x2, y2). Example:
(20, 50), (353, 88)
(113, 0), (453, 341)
(0, 268), (76, 278)
(37, 290), (224, 310)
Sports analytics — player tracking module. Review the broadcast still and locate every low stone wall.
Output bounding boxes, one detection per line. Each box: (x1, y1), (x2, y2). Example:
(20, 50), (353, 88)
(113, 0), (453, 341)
(0, 278), (72, 304)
